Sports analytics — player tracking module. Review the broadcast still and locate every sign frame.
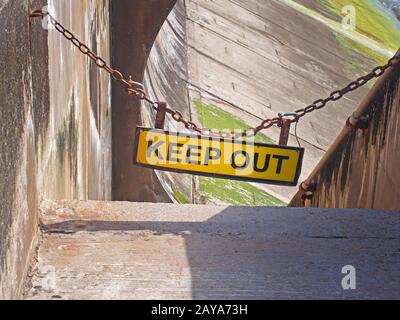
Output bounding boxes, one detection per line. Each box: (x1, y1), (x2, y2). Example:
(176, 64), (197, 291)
(133, 127), (304, 186)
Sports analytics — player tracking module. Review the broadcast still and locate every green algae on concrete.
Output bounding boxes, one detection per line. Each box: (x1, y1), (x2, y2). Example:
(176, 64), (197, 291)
(193, 99), (275, 145)
(173, 189), (191, 204)
(193, 99), (286, 207)
(199, 177), (286, 207)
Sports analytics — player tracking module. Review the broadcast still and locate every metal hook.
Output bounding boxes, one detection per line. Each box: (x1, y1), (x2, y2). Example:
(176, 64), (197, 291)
(29, 9), (45, 19)
(127, 76), (144, 91)
(278, 112), (298, 121)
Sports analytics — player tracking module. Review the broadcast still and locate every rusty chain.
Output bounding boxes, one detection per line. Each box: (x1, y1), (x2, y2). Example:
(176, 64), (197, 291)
(29, 10), (153, 103)
(29, 9), (400, 139)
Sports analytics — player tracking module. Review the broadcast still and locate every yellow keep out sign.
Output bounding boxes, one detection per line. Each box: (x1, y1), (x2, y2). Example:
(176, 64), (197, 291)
(133, 127), (304, 186)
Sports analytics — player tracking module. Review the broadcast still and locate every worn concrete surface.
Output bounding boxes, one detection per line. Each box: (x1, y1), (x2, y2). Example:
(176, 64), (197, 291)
(26, 201), (400, 299)
(0, 0), (48, 299)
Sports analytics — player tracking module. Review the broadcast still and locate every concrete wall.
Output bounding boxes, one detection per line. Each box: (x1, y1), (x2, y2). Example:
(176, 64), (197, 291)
(290, 61), (400, 210)
(43, 0), (112, 201)
(111, 0), (177, 202)
(0, 0), (111, 299)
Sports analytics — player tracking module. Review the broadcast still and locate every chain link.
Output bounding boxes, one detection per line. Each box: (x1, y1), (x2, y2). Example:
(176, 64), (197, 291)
(30, 9), (400, 138)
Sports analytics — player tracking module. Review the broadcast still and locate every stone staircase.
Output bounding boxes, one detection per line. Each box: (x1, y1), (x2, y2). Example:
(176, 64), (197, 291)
(25, 201), (400, 299)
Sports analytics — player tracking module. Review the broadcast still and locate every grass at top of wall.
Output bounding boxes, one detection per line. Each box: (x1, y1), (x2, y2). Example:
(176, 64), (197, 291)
(334, 32), (389, 65)
(193, 99), (275, 145)
(199, 177), (286, 207)
(334, 32), (388, 81)
(324, 0), (400, 51)
(291, 0), (396, 82)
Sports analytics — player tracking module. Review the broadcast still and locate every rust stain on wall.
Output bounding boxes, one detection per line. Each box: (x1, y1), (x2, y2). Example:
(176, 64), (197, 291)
(290, 63), (400, 210)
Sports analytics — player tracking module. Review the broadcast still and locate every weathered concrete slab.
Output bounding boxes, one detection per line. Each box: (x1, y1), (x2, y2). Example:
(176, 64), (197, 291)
(26, 201), (400, 299)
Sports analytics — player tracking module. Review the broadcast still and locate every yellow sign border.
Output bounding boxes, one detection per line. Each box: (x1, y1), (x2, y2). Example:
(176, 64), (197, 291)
(133, 127), (304, 186)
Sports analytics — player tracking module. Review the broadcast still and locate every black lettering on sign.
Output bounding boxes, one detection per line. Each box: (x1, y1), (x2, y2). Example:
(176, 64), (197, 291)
(134, 127), (304, 186)
(273, 155), (290, 174)
(253, 153), (271, 172)
(186, 145), (202, 165)
(204, 147), (221, 165)
(147, 140), (164, 160)
(231, 150), (250, 170)
(167, 143), (184, 163)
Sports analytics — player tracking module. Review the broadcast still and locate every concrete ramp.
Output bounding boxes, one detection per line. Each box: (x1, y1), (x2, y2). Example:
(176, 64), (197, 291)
(25, 201), (400, 299)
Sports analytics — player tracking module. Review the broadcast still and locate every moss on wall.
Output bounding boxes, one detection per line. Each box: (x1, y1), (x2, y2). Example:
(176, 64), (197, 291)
(199, 177), (286, 206)
(194, 99), (274, 144)
(173, 189), (191, 204)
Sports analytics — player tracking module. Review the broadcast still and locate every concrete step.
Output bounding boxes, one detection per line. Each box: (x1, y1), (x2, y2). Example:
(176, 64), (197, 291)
(25, 201), (400, 299)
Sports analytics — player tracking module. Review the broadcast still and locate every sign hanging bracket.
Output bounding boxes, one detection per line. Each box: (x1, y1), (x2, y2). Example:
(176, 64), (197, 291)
(278, 119), (291, 146)
(154, 102), (167, 130)
(278, 112), (298, 146)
